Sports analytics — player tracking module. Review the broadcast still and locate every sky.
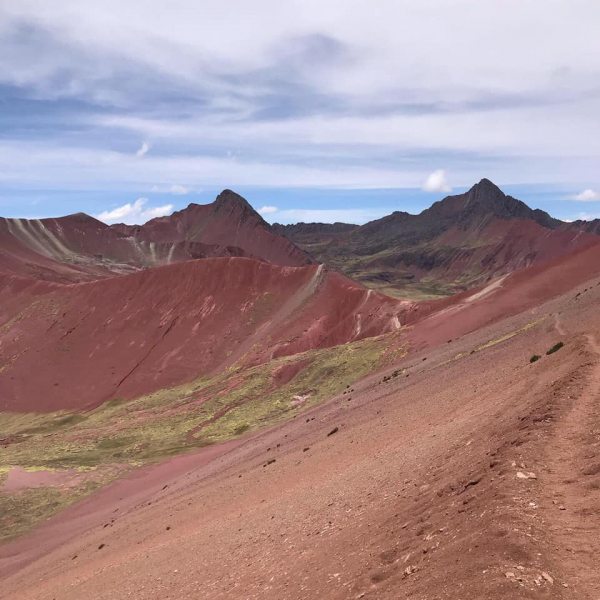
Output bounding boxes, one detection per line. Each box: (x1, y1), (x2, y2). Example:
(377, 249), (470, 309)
(1, 0), (600, 225)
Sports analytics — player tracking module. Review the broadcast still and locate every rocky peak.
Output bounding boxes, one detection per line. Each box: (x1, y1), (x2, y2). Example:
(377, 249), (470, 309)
(465, 179), (525, 216)
(212, 189), (265, 223)
(426, 179), (559, 229)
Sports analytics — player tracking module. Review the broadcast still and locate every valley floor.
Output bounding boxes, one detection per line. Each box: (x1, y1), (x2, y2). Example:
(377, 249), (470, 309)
(2, 279), (600, 599)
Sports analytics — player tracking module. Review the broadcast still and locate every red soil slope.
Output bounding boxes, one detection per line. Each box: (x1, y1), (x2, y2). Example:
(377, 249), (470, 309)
(4, 231), (600, 414)
(406, 235), (600, 348)
(0, 214), (125, 282)
(0, 213), (254, 283)
(3, 255), (600, 599)
(410, 216), (596, 286)
(0, 258), (406, 412)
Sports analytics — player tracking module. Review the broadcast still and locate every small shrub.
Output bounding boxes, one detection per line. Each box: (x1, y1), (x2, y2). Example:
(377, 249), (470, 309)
(546, 342), (564, 356)
(234, 424), (250, 436)
(530, 354), (541, 363)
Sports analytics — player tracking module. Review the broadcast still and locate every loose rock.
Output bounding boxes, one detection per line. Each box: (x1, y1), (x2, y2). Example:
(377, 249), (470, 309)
(541, 571), (554, 584)
(516, 471), (537, 480)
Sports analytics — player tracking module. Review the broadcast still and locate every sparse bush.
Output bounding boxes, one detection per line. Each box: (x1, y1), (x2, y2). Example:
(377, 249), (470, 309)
(530, 354), (541, 363)
(546, 342), (564, 355)
(234, 424), (250, 436)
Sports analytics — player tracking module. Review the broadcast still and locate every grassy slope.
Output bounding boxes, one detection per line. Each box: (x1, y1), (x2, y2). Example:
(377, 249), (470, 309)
(303, 250), (468, 301)
(0, 331), (406, 542)
(0, 312), (550, 543)
(300, 223), (510, 301)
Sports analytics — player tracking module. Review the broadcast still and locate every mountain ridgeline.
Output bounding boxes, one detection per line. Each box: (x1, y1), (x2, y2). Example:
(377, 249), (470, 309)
(1, 180), (598, 299)
(273, 179), (598, 299)
(0, 190), (313, 283)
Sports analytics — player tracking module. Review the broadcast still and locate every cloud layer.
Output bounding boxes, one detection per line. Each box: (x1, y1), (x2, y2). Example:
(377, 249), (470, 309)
(0, 0), (599, 212)
(96, 198), (174, 224)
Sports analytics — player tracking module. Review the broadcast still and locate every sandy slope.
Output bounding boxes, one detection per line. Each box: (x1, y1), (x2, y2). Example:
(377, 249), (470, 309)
(1, 271), (599, 599)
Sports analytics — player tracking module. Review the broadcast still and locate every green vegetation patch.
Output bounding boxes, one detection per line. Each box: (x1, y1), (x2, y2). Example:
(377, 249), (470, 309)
(546, 341), (564, 355)
(0, 479), (104, 543)
(0, 329), (407, 541)
(246, 292), (276, 324)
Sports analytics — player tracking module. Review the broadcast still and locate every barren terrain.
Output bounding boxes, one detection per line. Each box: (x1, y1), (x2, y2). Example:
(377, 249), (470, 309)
(2, 270), (599, 599)
(2, 185), (600, 599)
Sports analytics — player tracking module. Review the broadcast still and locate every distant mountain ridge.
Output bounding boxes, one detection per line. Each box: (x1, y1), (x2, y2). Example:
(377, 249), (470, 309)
(113, 189), (313, 268)
(0, 190), (313, 282)
(273, 179), (599, 299)
(2, 181), (599, 298)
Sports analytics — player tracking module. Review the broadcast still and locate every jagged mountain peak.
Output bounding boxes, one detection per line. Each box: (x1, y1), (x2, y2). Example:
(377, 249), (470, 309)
(424, 178), (559, 229)
(214, 188), (249, 205)
(208, 189), (268, 228)
(472, 177), (501, 191)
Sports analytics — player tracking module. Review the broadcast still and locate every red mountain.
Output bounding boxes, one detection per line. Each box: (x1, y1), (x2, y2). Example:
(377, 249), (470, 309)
(0, 190), (313, 283)
(112, 190), (314, 268)
(0, 258), (406, 412)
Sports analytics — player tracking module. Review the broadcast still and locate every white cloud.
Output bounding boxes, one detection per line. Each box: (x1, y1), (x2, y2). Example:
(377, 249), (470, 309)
(422, 169), (452, 193)
(170, 184), (189, 195)
(136, 141), (150, 157)
(570, 188), (599, 202)
(574, 211), (600, 221)
(258, 205), (278, 214)
(96, 197), (173, 224)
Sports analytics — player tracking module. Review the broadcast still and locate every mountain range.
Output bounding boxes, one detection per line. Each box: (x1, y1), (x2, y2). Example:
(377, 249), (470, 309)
(3, 178), (600, 598)
(3, 177), (600, 413)
(2, 179), (598, 300)
(274, 178), (599, 299)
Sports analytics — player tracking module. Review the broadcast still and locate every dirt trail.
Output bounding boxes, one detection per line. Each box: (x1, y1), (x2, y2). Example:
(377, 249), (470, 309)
(466, 273), (508, 303)
(535, 325), (600, 596)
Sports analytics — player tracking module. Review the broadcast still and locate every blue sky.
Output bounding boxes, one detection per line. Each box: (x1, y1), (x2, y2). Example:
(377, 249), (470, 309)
(0, 185), (591, 226)
(1, 1), (600, 225)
